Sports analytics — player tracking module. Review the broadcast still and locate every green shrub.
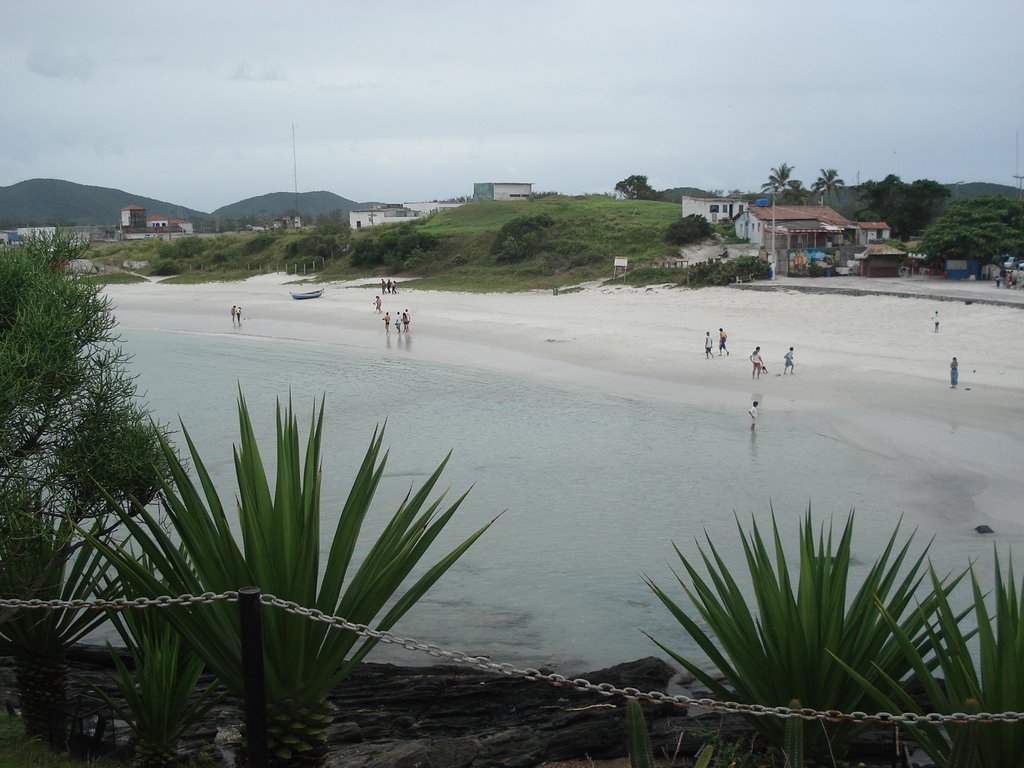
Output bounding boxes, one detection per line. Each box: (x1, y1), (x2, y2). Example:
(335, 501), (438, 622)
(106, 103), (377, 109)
(492, 214), (555, 263)
(645, 510), (961, 762)
(665, 214), (712, 245)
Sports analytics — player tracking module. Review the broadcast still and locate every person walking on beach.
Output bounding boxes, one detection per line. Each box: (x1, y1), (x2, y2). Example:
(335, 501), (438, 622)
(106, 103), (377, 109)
(719, 328), (728, 356)
(381, 278), (387, 294)
(236, 306), (242, 325)
(230, 305), (237, 326)
(402, 310), (410, 333)
(950, 356), (958, 389)
(383, 312), (391, 334)
(374, 296), (382, 313)
(748, 400), (758, 430)
(705, 331), (714, 359)
(750, 346), (763, 379)
(783, 347), (795, 375)
(933, 311), (940, 333)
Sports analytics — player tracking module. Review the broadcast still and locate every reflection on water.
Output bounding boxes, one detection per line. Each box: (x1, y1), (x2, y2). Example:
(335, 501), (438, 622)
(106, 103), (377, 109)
(119, 329), (1022, 674)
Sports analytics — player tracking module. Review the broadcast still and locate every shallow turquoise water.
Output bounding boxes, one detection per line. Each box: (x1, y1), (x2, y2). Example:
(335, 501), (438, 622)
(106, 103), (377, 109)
(122, 329), (1014, 674)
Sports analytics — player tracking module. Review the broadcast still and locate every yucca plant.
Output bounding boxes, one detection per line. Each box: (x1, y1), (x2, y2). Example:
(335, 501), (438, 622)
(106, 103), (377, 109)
(0, 516), (112, 741)
(86, 571), (223, 768)
(91, 394), (492, 767)
(838, 552), (1024, 767)
(644, 509), (964, 760)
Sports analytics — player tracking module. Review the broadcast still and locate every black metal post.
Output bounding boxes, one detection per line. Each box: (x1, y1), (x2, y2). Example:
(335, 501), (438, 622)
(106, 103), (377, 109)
(239, 587), (268, 768)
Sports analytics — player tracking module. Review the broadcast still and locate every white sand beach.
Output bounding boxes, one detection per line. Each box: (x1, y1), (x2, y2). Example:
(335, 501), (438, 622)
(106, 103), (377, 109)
(103, 274), (1024, 530)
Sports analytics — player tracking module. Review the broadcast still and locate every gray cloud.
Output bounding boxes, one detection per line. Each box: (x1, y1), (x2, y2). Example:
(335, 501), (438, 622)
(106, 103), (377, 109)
(26, 48), (95, 80)
(1, 0), (1022, 212)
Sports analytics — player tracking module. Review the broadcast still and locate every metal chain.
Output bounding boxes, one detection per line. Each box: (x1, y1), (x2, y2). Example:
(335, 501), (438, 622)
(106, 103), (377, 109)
(3, 591), (1023, 726)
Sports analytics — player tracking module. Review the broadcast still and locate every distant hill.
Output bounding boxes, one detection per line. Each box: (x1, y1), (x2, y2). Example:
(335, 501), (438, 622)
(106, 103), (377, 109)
(0, 179), (367, 228)
(0, 178), (207, 227)
(946, 181), (1020, 200)
(211, 191), (362, 222)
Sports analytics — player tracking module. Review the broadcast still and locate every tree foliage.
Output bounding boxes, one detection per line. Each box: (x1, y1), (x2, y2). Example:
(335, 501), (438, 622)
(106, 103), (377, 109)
(812, 168), (845, 205)
(350, 224), (437, 270)
(491, 213), (555, 263)
(762, 163), (794, 193)
(917, 195), (1024, 263)
(0, 231), (166, 537)
(0, 229), (166, 738)
(614, 174), (659, 200)
(664, 214), (712, 246)
(855, 175), (949, 239)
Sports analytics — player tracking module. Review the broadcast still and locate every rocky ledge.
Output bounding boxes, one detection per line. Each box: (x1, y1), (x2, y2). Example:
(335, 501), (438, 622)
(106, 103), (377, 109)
(1, 647), (918, 767)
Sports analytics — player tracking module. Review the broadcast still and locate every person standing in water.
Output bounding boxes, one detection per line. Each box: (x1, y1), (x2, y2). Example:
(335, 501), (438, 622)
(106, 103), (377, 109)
(748, 400), (758, 430)
(383, 312), (391, 334)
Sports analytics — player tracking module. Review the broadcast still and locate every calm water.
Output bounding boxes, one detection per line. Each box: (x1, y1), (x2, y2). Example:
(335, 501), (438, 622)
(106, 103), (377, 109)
(121, 329), (1015, 674)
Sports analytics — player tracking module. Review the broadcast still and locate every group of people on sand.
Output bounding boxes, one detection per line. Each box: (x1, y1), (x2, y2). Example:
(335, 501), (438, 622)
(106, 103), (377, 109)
(702, 329), (795, 379)
(747, 345), (795, 378)
(382, 309), (411, 335)
(230, 305), (243, 326)
(380, 278), (399, 294)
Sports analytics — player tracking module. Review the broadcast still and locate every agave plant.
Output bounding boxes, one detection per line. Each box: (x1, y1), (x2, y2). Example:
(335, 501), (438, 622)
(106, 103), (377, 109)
(86, 567), (223, 768)
(0, 516), (113, 741)
(644, 509), (964, 761)
(839, 552), (1024, 768)
(92, 394), (492, 767)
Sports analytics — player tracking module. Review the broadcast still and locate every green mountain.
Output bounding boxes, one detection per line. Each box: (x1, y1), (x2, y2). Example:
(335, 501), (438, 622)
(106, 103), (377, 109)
(0, 179), (366, 228)
(0, 178), (206, 227)
(210, 191), (362, 222)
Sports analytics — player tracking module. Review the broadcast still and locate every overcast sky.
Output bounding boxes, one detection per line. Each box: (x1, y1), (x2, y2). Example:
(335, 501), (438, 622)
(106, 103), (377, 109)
(2, 0), (1022, 212)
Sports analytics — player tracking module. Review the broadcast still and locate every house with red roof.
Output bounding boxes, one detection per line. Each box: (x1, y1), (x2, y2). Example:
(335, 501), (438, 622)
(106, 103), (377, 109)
(734, 203), (856, 276)
(117, 205), (193, 240)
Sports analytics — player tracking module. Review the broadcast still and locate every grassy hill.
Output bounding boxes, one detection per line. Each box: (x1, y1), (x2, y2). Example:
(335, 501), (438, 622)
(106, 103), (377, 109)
(0, 178), (205, 227)
(89, 195), (687, 291)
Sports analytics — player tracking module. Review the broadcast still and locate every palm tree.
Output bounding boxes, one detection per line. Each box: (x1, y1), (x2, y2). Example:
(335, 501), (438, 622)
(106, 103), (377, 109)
(812, 168), (846, 205)
(782, 180), (812, 205)
(761, 163), (794, 193)
(94, 395), (493, 767)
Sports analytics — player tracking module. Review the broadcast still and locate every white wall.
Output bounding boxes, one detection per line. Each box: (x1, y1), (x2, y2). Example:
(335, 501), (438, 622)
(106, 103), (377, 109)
(681, 196), (746, 223)
(492, 183), (532, 200)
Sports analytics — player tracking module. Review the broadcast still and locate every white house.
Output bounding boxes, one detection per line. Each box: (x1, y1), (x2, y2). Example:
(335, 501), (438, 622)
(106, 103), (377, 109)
(680, 195), (747, 223)
(349, 205), (419, 229)
(472, 182), (532, 201)
(855, 221), (891, 245)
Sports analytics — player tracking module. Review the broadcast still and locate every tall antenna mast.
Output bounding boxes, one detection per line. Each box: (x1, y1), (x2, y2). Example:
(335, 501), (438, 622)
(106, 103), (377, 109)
(292, 123), (299, 222)
(1015, 130), (1023, 201)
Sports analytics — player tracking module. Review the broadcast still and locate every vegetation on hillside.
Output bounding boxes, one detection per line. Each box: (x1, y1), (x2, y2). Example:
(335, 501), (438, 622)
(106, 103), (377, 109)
(90, 195), (689, 290)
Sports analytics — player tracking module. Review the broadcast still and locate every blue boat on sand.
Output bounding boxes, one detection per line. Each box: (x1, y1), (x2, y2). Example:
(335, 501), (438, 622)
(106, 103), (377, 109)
(290, 288), (324, 300)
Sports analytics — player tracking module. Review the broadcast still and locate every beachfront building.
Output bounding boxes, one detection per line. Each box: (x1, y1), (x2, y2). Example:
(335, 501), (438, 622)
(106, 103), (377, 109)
(680, 195), (747, 223)
(855, 221), (892, 245)
(472, 182), (532, 201)
(735, 203), (854, 276)
(117, 205), (194, 240)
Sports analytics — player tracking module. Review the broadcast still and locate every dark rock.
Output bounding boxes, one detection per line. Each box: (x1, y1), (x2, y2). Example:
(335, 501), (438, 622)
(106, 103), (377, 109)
(975, 525), (995, 534)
